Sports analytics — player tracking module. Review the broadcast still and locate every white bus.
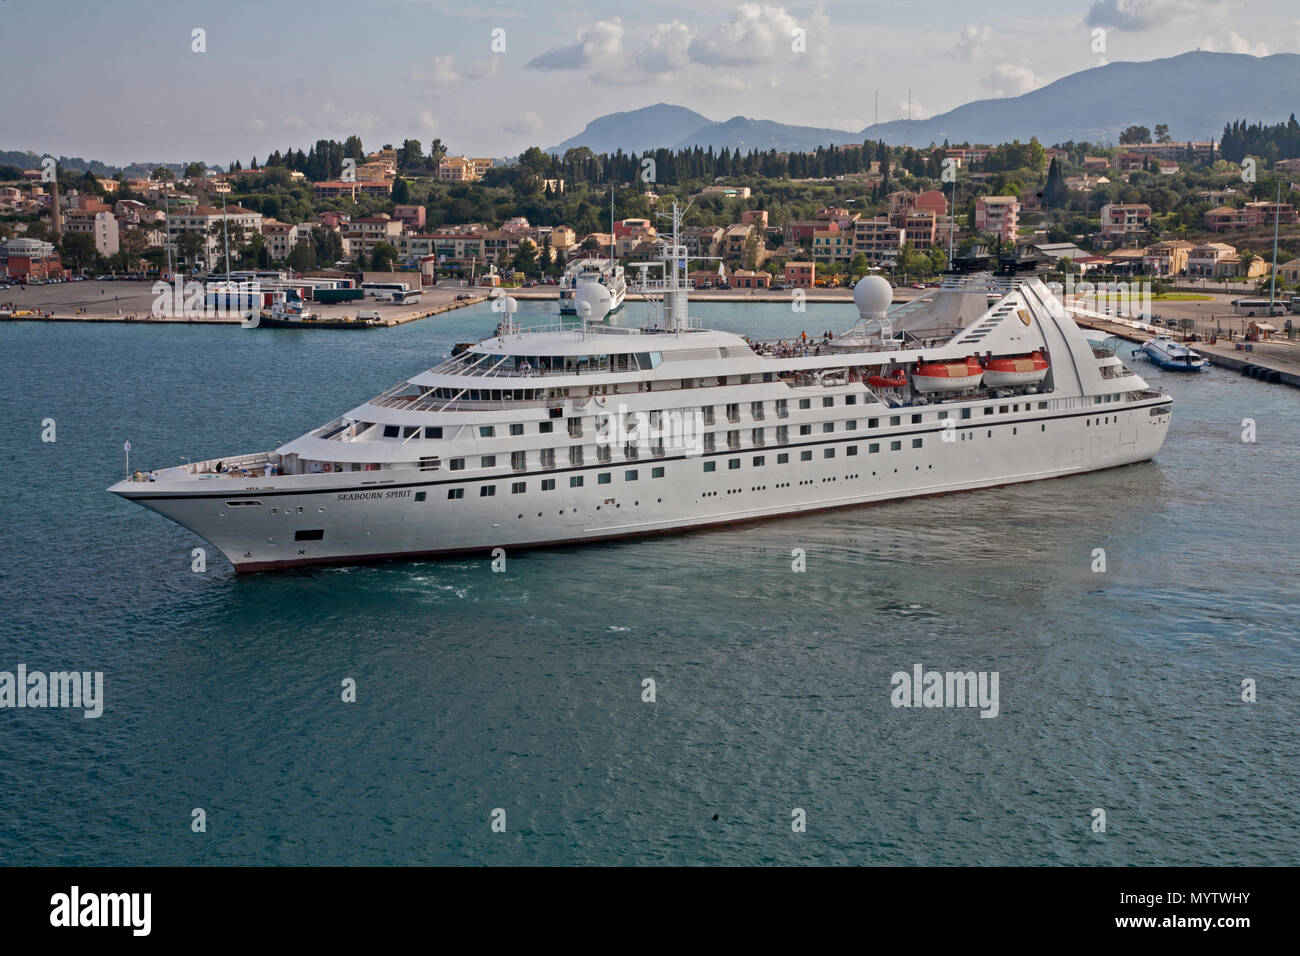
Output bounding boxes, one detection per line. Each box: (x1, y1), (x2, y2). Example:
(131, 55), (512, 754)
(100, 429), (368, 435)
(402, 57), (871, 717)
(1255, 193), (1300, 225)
(361, 281), (408, 298)
(392, 288), (422, 304)
(1232, 298), (1286, 317)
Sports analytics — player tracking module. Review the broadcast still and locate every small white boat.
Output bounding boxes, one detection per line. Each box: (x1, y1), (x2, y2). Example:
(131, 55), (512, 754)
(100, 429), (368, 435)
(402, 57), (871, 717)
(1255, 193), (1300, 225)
(1136, 335), (1209, 371)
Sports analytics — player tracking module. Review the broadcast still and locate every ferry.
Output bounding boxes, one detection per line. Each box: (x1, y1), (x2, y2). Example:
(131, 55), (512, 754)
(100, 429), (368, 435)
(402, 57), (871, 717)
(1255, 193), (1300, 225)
(110, 202), (1172, 572)
(1134, 335), (1210, 371)
(558, 258), (626, 316)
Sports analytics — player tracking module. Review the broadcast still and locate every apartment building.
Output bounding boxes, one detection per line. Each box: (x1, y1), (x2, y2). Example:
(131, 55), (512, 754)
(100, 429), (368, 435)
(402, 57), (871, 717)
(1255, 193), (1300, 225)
(784, 261), (815, 288)
(393, 205), (426, 230)
(1186, 242), (1237, 276)
(811, 225), (852, 262)
(852, 218), (906, 263)
(1099, 203), (1152, 241)
(341, 214), (403, 260)
(437, 156), (493, 182)
(62, 209), (119, 256)
(974, 196), (1021, 243)
(167, 204), (263, 264)
(261, 220), (300, 260)
(1141, 240), (1194, 276)
(683, 225), (724, 258)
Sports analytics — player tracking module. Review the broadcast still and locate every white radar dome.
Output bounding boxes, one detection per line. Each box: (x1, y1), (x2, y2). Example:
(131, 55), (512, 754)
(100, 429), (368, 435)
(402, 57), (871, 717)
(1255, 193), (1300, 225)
(574, 281), (612, 321)
(853, 274), (893, 317)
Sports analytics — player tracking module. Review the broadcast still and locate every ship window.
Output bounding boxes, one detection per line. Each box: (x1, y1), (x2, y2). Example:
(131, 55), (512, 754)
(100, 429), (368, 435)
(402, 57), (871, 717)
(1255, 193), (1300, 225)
(510, 423), (524, 436)
(822, 423), (834, 433)
(800, 450), (812, 461)
(753, 456), (765, 467)
(800, 424), (812, 436)
(403, 426), (419, 438)
(294, 529), (324, 541)
(419, 457), (440, 472)
(424, 426), (443, 439)
(823, 397), (834, 407)
(624, 470), (638, 481)
(912, 438), (923, 448)
(479, 425), (495, 437)
(549, 407), (564, 418)
(824, 448), (835, 459)
(846, 395), (857, 405)
(1041, 424), (1046, 432)
(1039, 402), (1048, 410)
(570, 476), (583, 487)
(890, 440), (901, 451)
(868, 418), (879, 428)
(984, 407), (994, 416)
(542, 479), (556, 490)
(652, 467), (665, 478)
(728, 459), (740, 470)
(961, 409), (971, 420)
(869, 443), (880, 453)
(846, 420), (857, 430)
(539, 421), (554, 433)
(512, 482), (526, 494)
(447, 488), (464, 499)
(480, 485), (495, 496)
(703, 461), (716, 472)
(937, 411), (948, 420)
(889, 416), (900, 426)
(911, 414), (922, 424)
(799, 399), (811, 409)
(481, 455), (496, 468)
(599, 473), (611, 484)
(414, 491), (426, 502)
(383, 425), (400, 438)
(449, 458), (465, 471)
(847, 446), (858, 456)
(998, 406), (1009, 415)
(777, 453), (789, 464)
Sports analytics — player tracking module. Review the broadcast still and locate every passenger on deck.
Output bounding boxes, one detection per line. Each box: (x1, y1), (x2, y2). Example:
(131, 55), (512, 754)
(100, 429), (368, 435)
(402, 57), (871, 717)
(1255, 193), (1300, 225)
(215, 461), (225, 473)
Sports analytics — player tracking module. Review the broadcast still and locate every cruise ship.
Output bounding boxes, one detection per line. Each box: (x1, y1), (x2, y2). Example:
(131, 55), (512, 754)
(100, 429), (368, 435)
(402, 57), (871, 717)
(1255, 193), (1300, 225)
(110, 203), (1172, 572)
(558, 257), (626, 315)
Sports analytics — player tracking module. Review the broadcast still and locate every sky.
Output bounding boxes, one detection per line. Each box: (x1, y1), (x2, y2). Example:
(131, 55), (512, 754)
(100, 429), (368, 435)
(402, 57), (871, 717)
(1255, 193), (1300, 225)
(1, 0), (1296, 167)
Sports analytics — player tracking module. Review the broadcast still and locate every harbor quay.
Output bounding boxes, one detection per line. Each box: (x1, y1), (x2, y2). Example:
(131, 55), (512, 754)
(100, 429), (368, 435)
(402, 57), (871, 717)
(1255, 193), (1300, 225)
(0, 278), (491, 326)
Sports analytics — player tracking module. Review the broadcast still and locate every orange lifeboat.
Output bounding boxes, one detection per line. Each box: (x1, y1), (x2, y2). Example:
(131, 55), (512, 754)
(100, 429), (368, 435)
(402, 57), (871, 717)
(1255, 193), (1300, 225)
(911, 356), (983, 393)
(867, 370), (907, 388)
(982, 351), (1049, 387)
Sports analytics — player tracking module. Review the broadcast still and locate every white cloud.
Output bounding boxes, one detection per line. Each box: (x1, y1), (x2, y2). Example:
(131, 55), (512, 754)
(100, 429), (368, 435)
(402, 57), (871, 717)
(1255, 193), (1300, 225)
(503, 111), (543, 135)
(635, 20), (694, 75)
(1085, 0), (1215, 31)
(284, 117), (305, 129)
(951, 24), (992, 59)
(1196, 31), (1268, 55)
(895, 98), (929, 121)
(527, 18), (625, 71)
(419, 109), (438, 132)
(981, 63), (1044, 97)
(687, 4), (802, 67)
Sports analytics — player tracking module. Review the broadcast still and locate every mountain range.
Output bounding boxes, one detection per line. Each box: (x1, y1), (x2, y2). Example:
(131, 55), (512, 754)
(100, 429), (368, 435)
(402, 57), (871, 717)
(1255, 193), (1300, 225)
(548, 52), (1300, 154)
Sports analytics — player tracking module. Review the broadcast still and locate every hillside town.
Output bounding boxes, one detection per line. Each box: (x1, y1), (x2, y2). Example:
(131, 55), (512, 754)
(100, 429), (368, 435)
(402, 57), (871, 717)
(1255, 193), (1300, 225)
(2, 124), (1299, 297)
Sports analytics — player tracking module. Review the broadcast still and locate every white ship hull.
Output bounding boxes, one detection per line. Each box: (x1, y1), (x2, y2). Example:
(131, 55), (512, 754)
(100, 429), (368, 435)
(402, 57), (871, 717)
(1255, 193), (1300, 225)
(114, 397), (1170, 572)
(110, 207), (1172, 573)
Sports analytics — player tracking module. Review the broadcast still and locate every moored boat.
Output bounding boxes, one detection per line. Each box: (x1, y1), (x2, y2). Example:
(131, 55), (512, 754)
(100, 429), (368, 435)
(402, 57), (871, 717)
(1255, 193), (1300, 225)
(1135, 335), (1209, 371)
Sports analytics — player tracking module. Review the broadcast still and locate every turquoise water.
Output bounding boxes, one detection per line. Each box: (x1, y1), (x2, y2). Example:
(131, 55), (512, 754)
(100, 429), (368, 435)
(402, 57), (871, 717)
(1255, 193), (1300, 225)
(1, 301), (1296, 865)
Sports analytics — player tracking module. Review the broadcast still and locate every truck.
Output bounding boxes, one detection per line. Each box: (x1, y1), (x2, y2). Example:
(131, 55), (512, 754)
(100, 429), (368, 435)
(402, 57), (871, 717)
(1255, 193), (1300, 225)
(314, 287), (365, 304)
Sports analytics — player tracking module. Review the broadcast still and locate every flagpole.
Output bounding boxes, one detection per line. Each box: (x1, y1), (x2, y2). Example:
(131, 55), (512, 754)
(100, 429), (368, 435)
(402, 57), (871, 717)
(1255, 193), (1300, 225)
(1268, 179), (1280, 317)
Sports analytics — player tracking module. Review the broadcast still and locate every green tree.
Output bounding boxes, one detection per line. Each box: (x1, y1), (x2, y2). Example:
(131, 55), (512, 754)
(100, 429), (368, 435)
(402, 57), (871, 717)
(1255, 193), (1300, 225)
(371, 241), (399, 271)
(1119, 125), (1152, 145)
(1154, 124), (1171, 143)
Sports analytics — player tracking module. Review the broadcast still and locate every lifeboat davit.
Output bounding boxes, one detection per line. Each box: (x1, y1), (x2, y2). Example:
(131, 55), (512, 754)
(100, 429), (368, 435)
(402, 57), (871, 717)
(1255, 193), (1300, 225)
(867, 371), (907, 388)
(982, 351), (1049, 387)
(911, 356), (983, 393)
